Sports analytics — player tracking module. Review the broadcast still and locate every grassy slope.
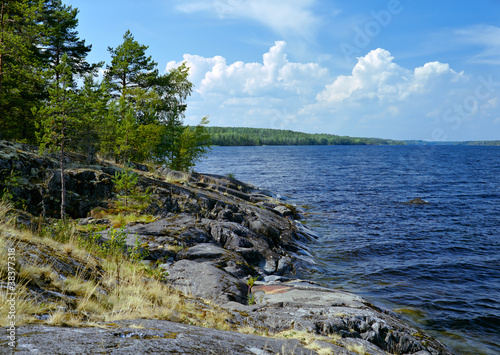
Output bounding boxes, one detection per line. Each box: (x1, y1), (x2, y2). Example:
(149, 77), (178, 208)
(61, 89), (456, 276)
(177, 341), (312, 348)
(0, 200), (231, 330)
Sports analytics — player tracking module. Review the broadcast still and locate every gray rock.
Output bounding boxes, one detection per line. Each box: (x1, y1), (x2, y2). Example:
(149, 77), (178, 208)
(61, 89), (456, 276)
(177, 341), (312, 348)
(243, 281), (453, 355)
(273, 205), (294, 217)
(165, 259), (248, 304)
(15, 319), (315, 355)
(0, 140), (455, 355)
(176, 243), (230, 260)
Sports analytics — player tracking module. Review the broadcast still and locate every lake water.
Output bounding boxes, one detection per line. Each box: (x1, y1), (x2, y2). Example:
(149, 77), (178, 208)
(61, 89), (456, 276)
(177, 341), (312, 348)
(194, 145), (500, 355)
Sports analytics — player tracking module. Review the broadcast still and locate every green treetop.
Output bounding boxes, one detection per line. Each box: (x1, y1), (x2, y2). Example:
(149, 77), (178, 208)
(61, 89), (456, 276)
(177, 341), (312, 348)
(40, 0), (94, 83)
(106, 30), (158, 98)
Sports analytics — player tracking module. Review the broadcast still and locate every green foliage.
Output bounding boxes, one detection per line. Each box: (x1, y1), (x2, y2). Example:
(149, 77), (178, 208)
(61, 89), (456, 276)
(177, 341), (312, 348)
(40, 219), (75, 244)
(246, 276), (259, 305)
(109, 97), (139, 162)
(246, 276), (259, 288)
(0, 169), (26, 208)
(247, 293), (256, 305)
(39, 0), (94, 82)
(206, 127), (405, 146)
(104, 227), (128, 258)
(2, 9), (211, 186)
(112, 165), (139, 208)
(36, 53), (80, 219)
(103, 227), (128, 288)
(130, 186), (152, 209)
(106, 30), (157, 97)
(161, 116), (212, 171)
(0, 0), (46, 143)
(72, 69), (111, 162)
(0, 170), (17, 201)
(130, 236), (148, 263)
(36, 53), (80, 151)
(76, 231), (102, 255)
(0, 0), (94, 144)
(142, 260), (169, 282)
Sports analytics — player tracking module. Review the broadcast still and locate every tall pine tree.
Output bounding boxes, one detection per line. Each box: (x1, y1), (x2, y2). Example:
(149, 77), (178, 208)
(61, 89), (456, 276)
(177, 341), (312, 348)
(36, 53), (79, 219)
(104, 30), (161, 162)
(73, 69), (111, 162)
(106, 30), (157, 98)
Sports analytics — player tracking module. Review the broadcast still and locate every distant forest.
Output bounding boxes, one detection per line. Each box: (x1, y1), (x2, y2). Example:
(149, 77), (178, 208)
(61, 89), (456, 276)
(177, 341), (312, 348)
(404, 140), (500, 146)
(205, 127), (500, 146)
(205, 127), (404, 146)
(205, 127), (405, 146)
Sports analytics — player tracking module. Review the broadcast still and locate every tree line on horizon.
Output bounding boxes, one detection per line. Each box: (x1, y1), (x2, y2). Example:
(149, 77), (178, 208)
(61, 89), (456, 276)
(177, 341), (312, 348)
(0, 0), (210, 171)
(206, 127), (405, 146)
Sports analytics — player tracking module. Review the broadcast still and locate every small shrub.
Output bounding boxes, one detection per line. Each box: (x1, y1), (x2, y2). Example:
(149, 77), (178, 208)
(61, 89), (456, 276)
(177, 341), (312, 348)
(1, 169), (27, 209)
(113, 165), (139, 208)
(246, 276), (259, 305)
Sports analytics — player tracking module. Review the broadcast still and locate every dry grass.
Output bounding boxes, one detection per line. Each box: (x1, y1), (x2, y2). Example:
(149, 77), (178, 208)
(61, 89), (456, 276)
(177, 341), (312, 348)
(0, 201), (232, 331)
(164, 171), (190, 184)
(345, 343), (368, 355)
(88, 206), (157, 229)
(108, 212), (157, 229)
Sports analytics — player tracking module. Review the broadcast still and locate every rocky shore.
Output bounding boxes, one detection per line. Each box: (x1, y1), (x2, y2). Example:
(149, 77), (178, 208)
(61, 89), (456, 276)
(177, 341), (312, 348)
(0, 140), (454, 354)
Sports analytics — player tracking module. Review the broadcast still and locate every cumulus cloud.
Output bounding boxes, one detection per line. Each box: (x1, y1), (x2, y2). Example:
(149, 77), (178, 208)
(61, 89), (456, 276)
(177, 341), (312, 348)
(176, 0), (320, 40)
(316, 48), (465, 104)
(166, 41), (330, 128)
(167, 41), (330, 97)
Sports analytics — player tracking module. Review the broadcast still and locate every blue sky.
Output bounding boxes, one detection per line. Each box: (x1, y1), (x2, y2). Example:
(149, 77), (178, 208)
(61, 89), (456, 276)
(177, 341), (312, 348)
(65, 0), (500, 141)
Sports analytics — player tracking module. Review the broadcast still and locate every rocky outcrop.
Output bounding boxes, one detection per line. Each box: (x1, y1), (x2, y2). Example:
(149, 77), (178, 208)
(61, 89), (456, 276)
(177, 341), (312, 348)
(0, 141), (112, 218)
(0, 140), (453, 354)
(15, 319), (315, 355)
(244, 281), (449, 354)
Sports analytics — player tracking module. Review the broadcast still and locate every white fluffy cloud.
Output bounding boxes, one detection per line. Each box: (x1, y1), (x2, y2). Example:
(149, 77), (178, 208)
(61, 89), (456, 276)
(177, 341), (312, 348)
(176, 0), (319, 39)
(167, 41), (330, 97)
(166, 41), (330, 128)
(316, 48), (464, 104)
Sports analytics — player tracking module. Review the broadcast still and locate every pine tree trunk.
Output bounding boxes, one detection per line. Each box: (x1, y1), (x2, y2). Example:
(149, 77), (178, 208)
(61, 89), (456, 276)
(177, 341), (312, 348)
(60, 123), (66, 220)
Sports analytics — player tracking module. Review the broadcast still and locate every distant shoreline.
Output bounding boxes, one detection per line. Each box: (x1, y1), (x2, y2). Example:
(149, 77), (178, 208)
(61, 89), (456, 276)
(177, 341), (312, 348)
(204, 126), (500, 146)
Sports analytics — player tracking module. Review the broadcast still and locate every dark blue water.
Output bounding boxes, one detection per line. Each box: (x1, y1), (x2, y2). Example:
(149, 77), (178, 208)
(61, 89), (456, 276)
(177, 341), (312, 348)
(194, 145), (500, 354)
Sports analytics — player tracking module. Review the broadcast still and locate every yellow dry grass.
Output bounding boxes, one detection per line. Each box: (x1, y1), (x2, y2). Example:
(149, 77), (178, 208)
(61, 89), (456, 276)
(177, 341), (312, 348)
(0, 201), (231, 331)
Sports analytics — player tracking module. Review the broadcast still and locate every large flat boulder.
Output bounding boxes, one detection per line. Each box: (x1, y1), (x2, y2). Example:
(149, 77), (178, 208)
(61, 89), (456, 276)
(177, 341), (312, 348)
(165, 259), (249, 304)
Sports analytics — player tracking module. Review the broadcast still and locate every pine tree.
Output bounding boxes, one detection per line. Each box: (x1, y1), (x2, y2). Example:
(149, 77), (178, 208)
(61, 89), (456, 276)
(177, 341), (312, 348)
(106, 30), (157, 98)
(40, 0), (94, 83)
(112, 164), (138, 209)
(74, 70), (111, 162)
(104, 30), (163, 162)
(36, 53), (79, 219)
(0, 0), (46, 142)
